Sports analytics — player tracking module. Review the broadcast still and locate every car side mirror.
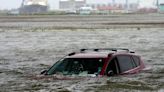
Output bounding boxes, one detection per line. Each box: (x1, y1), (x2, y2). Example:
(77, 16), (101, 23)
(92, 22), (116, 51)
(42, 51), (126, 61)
(40, 70), (47, 75)
(107, 70), (114, 76)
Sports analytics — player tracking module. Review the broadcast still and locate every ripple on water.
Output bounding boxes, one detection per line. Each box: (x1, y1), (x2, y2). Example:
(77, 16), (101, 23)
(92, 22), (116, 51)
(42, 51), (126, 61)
(0, 29), (164, 92)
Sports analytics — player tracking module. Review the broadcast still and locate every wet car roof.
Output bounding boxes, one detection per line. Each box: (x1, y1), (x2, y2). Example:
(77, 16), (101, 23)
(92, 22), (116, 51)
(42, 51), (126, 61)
(66, 51), (136, 58)
(66, 48), (136, 58)
(66, 52), (110, 58)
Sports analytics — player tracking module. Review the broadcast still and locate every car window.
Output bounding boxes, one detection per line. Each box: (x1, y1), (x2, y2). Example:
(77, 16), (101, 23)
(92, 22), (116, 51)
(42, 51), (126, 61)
(47, 58), (69, 75)
(47, 58), (105, 75)
(117, 55), (134, 73)
(106, 58), (119, 75)
(132, 56), (140, 67)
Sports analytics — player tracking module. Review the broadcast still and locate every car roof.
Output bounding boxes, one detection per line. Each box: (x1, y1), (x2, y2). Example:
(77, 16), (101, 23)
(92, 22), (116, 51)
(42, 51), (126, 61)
(66, 52), (110, 58)
(66, 48), (136, 58)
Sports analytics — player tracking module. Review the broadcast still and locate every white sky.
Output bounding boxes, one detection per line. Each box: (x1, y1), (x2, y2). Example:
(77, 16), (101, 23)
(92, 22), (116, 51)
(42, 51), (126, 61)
(0, 0), (164, 10)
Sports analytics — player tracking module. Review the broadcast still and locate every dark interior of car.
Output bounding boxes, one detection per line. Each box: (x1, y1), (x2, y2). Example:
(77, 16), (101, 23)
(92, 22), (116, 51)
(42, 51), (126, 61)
(106, 58), (119, 76)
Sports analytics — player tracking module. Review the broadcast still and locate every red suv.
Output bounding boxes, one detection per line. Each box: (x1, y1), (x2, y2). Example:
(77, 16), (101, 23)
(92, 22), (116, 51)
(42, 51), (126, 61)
(41, 48), (145, 77)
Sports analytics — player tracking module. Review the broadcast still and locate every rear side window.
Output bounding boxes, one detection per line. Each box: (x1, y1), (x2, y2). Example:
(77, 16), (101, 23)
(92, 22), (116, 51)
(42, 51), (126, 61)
(132, 56), (140, 67)
(117, 55), (134, 73)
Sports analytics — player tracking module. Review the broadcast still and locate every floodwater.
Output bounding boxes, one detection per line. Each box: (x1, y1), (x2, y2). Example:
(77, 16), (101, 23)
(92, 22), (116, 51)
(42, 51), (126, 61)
(0, 28), (164, 92)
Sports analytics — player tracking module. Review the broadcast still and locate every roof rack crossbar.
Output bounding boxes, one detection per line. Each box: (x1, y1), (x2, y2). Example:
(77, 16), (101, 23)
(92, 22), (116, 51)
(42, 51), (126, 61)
(80, 48), (130, 52)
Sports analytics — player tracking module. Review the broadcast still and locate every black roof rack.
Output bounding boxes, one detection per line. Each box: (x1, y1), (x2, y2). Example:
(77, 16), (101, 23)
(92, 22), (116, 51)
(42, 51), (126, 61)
(80, 48), (130, 53)
(68, 52), (76, 56)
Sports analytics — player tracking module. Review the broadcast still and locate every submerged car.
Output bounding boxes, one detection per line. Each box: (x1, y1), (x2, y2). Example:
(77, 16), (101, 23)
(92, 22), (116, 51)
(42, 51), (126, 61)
(41, 48), (145, 77)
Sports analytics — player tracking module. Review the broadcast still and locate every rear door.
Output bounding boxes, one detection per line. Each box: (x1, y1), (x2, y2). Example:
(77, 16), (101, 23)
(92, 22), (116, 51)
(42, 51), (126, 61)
(116, 55), (136, 74)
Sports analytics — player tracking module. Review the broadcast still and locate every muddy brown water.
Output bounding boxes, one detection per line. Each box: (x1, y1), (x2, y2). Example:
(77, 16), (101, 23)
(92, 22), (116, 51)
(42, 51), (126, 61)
(0, 28), (164, 92)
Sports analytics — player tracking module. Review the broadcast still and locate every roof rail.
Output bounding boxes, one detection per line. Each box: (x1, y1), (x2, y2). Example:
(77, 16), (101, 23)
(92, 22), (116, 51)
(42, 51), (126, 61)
(68, 52), (76, 56)
(80, 48), (130, 53)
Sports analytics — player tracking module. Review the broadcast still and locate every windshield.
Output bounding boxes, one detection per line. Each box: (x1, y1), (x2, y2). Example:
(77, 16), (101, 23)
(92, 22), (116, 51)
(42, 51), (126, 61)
(47, 58), (105, 76)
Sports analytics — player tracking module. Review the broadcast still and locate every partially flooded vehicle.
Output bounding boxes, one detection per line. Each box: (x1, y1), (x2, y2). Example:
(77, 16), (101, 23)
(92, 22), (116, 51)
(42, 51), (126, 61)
(41, 48), (145, 77)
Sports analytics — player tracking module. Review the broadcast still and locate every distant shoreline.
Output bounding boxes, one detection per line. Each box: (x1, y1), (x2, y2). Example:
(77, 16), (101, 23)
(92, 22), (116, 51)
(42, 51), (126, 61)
(0, 14), (164, 30)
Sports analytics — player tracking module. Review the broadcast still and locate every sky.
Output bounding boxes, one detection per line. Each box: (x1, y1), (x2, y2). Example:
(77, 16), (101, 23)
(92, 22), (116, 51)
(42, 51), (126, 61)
(0, 0), (164, 10)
